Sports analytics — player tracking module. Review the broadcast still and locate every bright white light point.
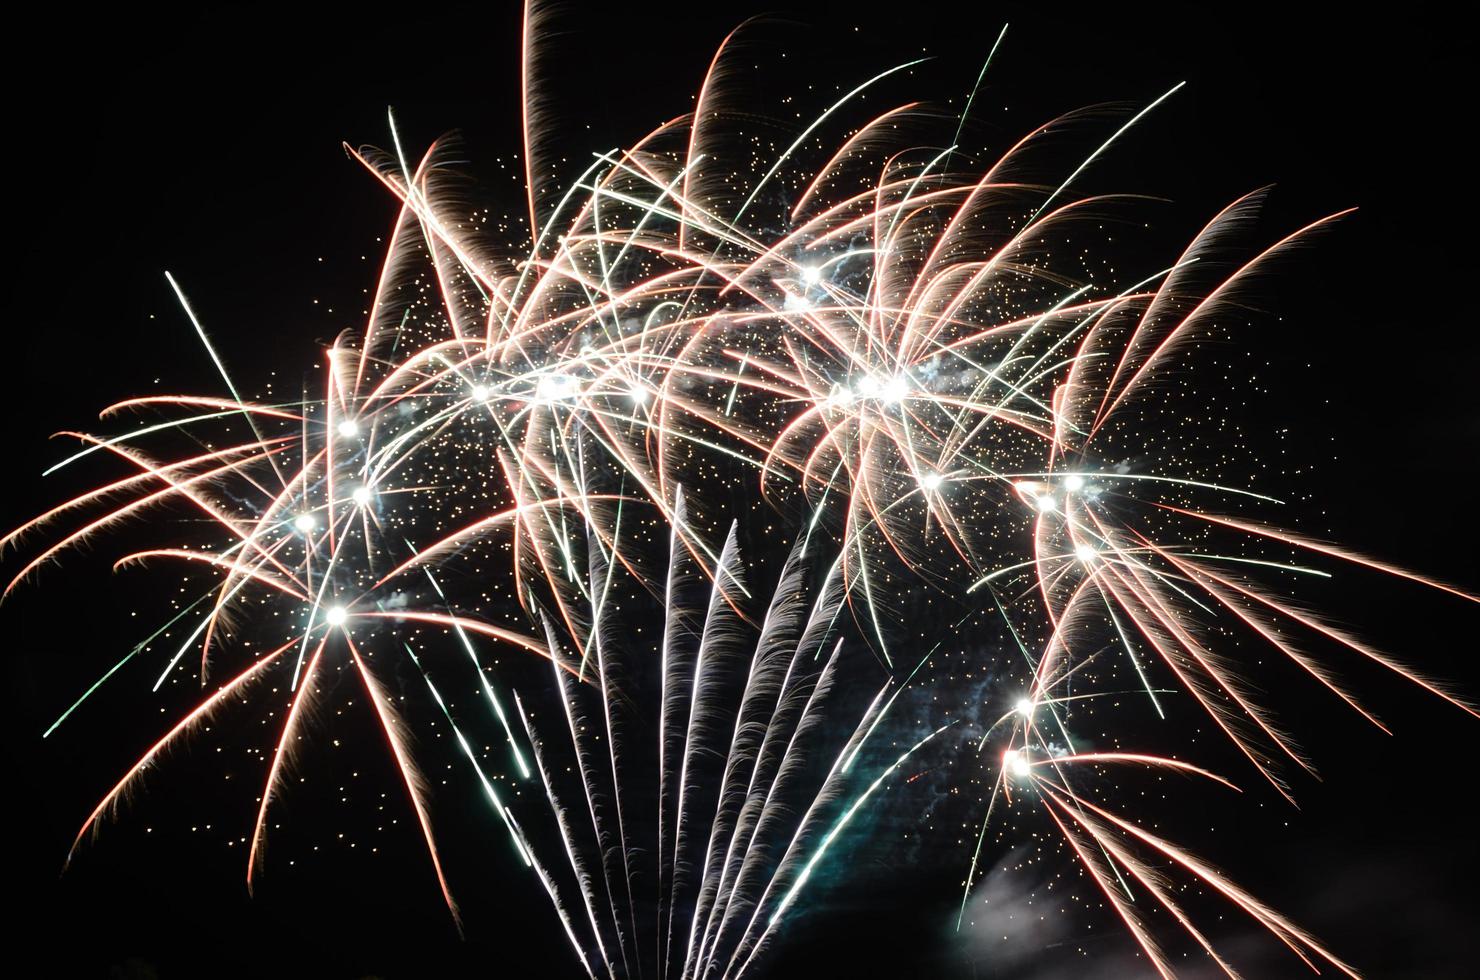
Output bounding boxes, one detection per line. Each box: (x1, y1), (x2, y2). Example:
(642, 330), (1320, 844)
(1015, 697), (1035, 718)
(325, 606), (348, 627)
(1035, 495), (1058, 513)
(800, 265), (822, 286)
(351, 487), (372, 506)
(921, 472), (943, 491)
(1004, 748), (1032, 779)
(1076, 543), (1098, 562)
(628, 384), (649, 404)
(1063, 474), (1085, 491)
(472, 384), (492, 402)
(536, 373), (580, 401)
(293, 514), (315, 533)
(851, 373), (910, 404)
(337, 419), (360, 439)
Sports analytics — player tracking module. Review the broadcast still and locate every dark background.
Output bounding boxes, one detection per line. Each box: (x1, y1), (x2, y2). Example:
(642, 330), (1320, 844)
(5, 3), (1476, 977)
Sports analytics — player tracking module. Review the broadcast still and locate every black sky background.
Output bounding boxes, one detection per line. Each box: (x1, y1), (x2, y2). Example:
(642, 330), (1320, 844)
(5, 3), (1477, 977)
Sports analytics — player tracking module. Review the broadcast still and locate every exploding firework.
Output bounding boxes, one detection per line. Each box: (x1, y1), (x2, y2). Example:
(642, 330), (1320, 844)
(5, 4), (1477, 978)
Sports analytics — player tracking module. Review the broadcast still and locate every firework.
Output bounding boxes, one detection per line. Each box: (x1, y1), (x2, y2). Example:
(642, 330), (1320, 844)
(5, 4), (1476, 978)
(509, 494), (939, 979)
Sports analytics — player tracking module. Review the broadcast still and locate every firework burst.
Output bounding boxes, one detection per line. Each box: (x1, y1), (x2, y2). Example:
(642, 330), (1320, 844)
(6, 5), (1476, 978)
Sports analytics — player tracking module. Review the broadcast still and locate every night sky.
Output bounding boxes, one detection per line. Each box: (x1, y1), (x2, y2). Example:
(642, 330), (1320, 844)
(6, 3), (1477, 978)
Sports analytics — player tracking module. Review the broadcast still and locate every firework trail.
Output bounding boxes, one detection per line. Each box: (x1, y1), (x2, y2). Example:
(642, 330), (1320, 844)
(515, 496), (937, 979)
